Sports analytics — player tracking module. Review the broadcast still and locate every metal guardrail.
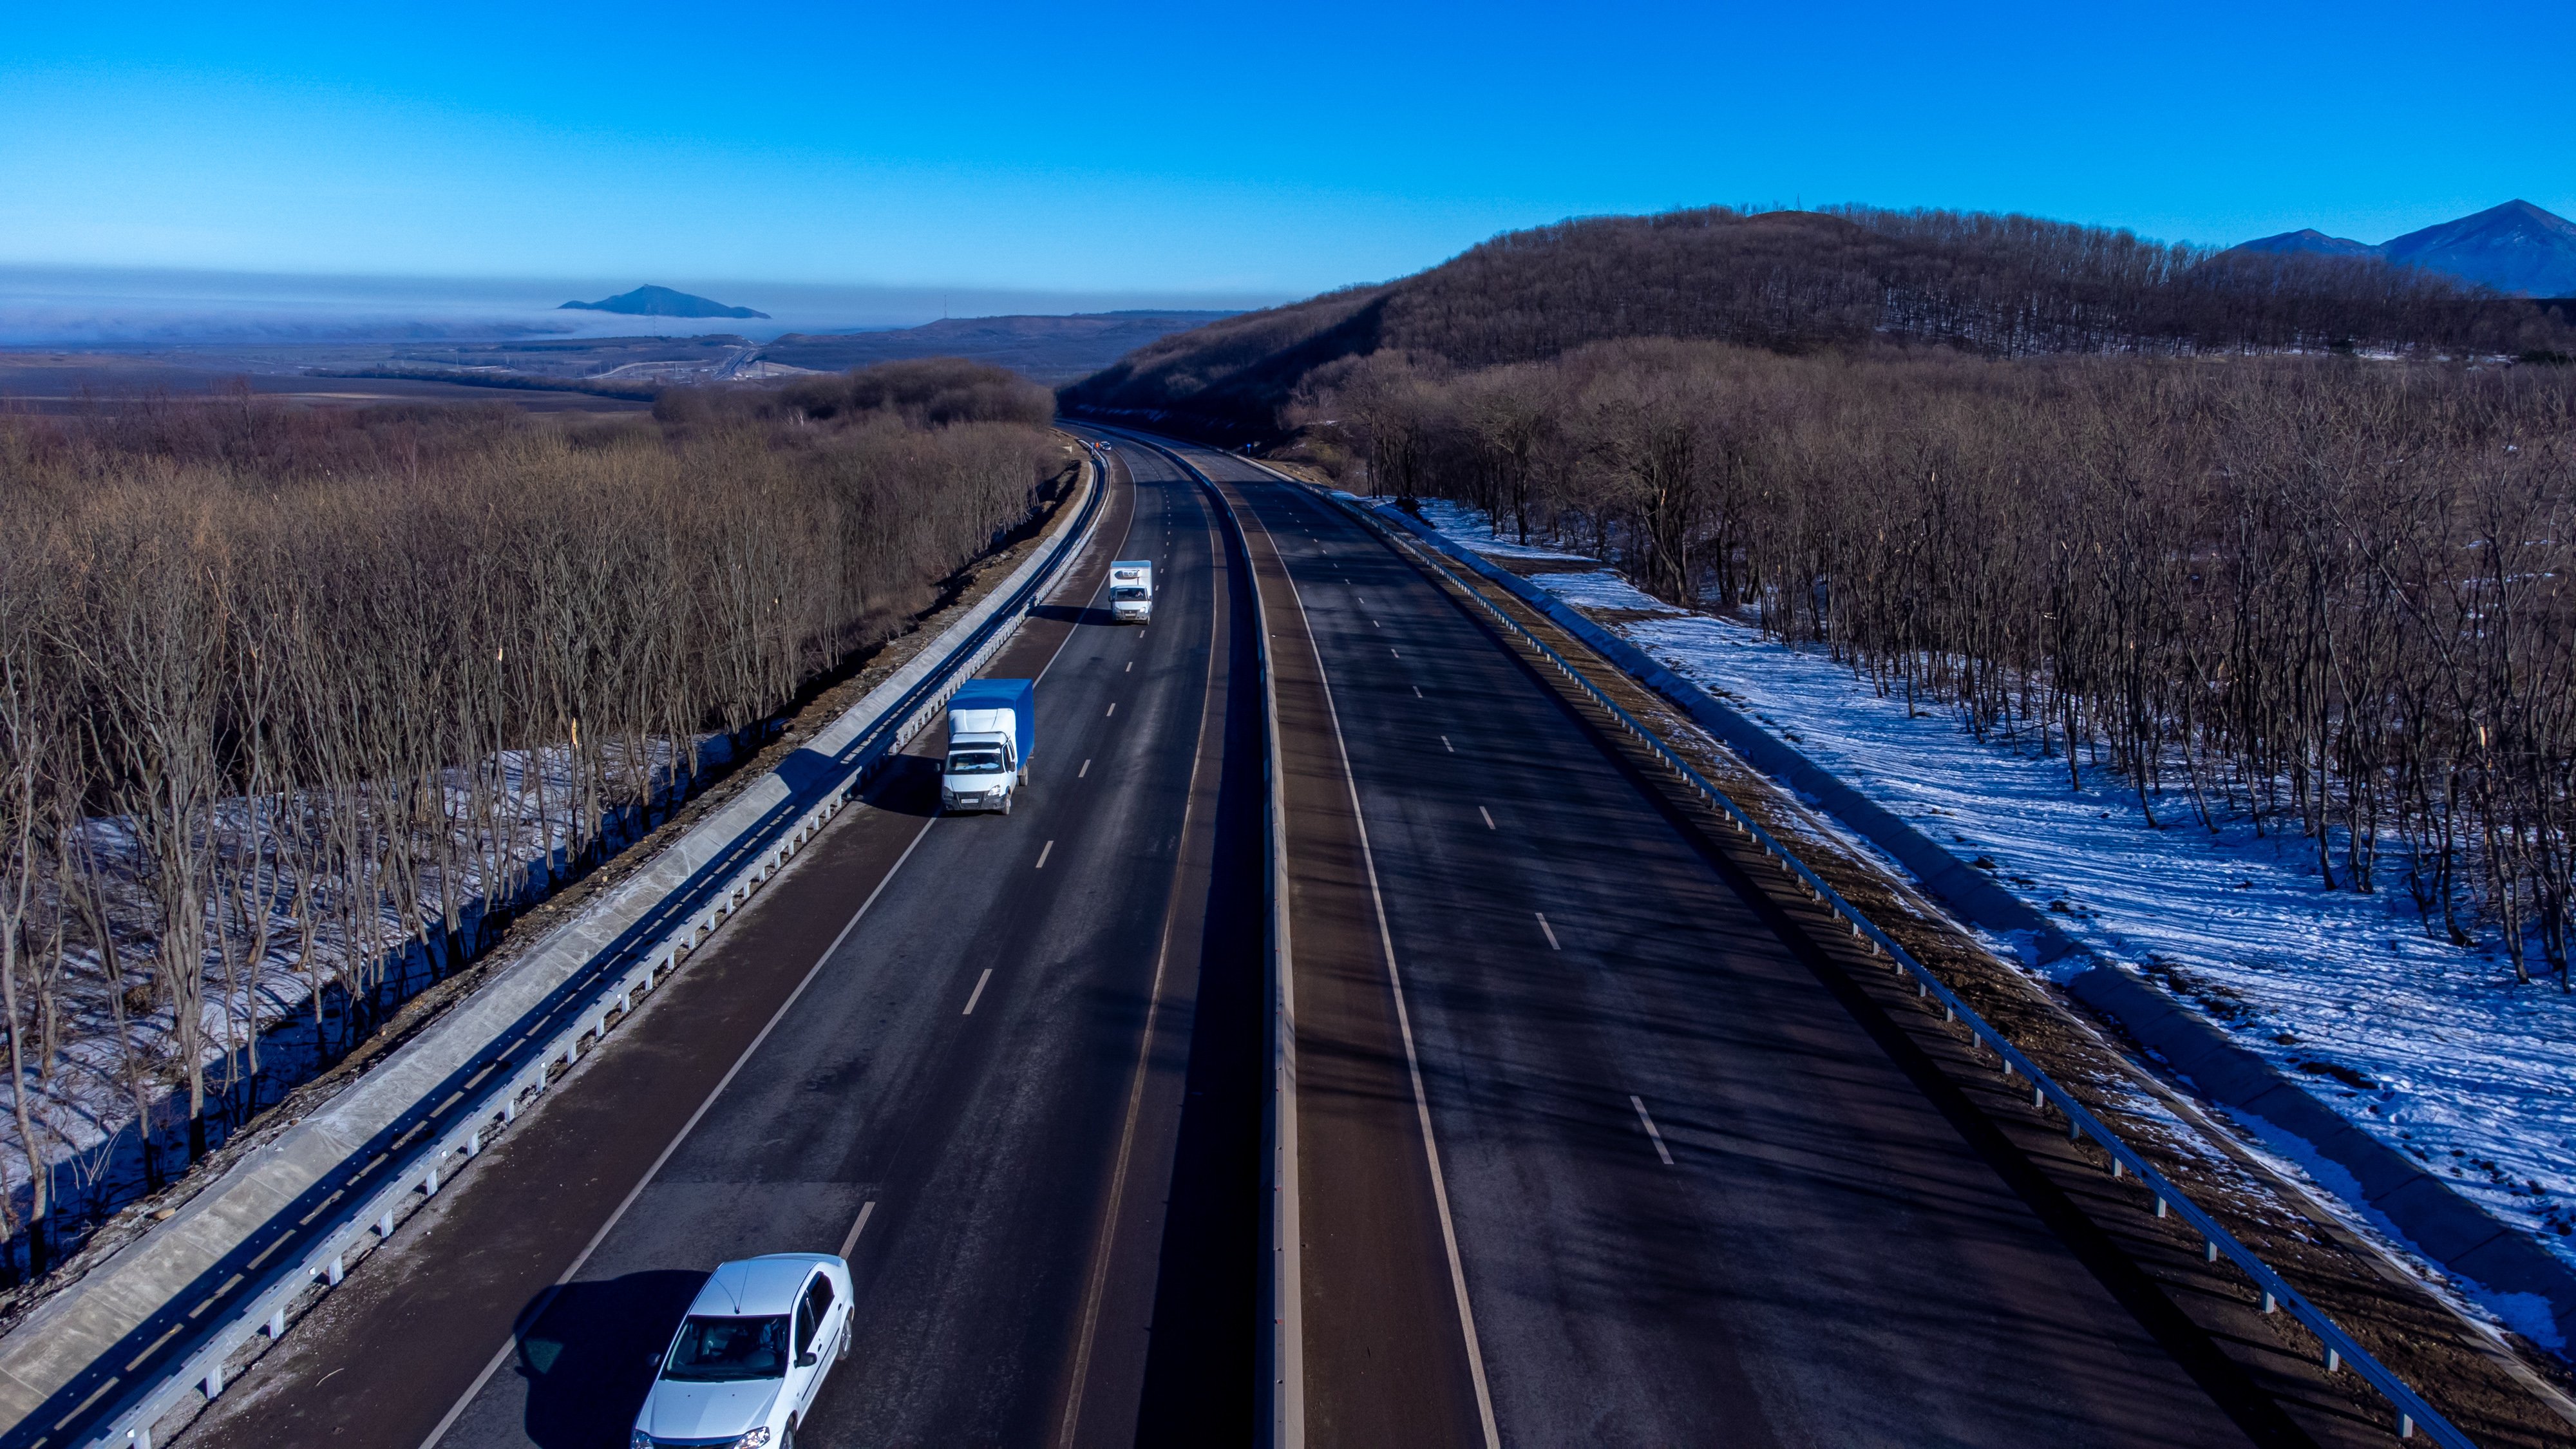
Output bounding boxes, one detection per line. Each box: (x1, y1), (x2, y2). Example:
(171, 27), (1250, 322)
(88, 444), (1113, 1449)
(1318, 487), (2466, 1447)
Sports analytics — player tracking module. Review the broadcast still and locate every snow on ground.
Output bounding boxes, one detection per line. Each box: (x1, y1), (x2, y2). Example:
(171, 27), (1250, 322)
(1414, 498), (2576, 1305)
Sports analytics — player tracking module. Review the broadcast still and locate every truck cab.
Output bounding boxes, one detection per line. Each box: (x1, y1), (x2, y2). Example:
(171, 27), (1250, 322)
(1109, 560), (1154, 624)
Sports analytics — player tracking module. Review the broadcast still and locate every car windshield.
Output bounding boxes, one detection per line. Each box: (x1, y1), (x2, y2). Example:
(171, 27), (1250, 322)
(662, 1314), (790, 1381)
(1112, 586), (1148, 601)
(947, 749), (1005, 776)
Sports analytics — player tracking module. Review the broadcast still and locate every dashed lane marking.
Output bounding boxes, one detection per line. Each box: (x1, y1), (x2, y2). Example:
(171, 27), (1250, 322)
(1630, 1096), (1674, 1165)
(1079, 758), (1092, 778)
(1479, 806), (1496, 830)
(837, 1200), (878, 1258)
(1536, 913), (1560, 950)
(963, 969), (994, 1015)
(1036, 840), (1055, 869)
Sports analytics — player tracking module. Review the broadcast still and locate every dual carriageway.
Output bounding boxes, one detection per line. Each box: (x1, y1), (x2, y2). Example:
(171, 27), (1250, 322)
(127, 429), (2378, 1447)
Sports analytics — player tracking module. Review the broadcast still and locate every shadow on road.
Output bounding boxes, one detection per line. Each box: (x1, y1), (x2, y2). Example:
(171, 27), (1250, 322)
(514, 1270), (705, 1449)
(1028, 601), (1119, 629)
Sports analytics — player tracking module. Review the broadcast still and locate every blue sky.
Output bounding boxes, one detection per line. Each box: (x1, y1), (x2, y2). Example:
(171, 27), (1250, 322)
(4, 0), (2570, 303)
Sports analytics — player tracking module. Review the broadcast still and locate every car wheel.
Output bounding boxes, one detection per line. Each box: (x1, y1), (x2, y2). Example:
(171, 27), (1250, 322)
(781, 1423), (795, 1449)
(837, 1321), (851, 1361)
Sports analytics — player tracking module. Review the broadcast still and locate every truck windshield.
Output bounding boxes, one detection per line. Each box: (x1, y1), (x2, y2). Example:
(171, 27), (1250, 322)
(1112, 587), (1148, 601)
(947, 749), (1005, 775)
(661, 1314), (789, 1381)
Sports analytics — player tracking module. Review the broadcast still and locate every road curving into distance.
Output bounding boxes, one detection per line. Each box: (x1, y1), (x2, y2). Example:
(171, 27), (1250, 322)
(189, 440), (1267, 1449)
(171, 418), (2389, 1449)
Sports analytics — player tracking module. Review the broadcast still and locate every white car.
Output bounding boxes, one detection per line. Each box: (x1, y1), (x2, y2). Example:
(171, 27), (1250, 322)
(631, 1253), (854, 1449)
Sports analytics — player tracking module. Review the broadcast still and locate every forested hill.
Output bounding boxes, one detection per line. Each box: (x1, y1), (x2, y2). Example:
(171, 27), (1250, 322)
(1061, 204), (2568, 440)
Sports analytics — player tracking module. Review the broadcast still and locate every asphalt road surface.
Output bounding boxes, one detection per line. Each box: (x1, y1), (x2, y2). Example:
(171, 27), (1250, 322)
(194, 444), (1265, 1449)
(1156, 431), (2293, 1449)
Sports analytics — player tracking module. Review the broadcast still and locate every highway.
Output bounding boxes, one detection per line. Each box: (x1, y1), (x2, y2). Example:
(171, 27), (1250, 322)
(193, 444), (1265, 1449)
(1157, 432), (2313, 1448)
(165, 421), (2376, 1449)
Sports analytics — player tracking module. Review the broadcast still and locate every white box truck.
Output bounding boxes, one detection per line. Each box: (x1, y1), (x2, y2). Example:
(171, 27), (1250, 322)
(1110, 561), (1153, 624)
(942, 679), (1035, 815)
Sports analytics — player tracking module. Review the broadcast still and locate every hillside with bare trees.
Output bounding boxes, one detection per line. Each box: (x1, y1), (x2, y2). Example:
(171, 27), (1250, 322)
(0, 362), (1066, 1280)
(1065, 205), (2571, 440)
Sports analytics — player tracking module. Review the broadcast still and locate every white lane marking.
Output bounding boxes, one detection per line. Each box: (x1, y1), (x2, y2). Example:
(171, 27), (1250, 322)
(1036, 840), (1055, 869)
(1277, 542), (1503, 1449)
(1479, 806), (1496, 830)
(1079, 758), (1092, 778)
(1126, 661), (1133, 672)
(1390, 648), (1399, 659)
(1537, 913), (1560, 950)
(1441, 735), (1454, 753)
(420, 814), (940, 1449)
(1414, 685), (1424, 698)
(1372, 619), (1379, 629)
(1106, 701), (1117, 717)
(837, 1199), (878, 1258)
(1631, 1096), (1674, 1166)
(963, 967), (994, 1015)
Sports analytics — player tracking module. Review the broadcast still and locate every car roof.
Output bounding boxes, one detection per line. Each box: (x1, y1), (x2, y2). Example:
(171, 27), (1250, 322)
(688, 1255), (828, 1317)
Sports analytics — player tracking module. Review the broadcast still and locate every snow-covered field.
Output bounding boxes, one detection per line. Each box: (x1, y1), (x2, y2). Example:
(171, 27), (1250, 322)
(1414, 498), (2576, 1307)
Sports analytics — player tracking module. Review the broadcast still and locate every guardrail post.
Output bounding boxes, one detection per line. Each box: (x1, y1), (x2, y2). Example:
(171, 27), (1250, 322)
(267, 1305), (286, 1338)
(423, 1164), (440, 1196)
(2203, 1237), (2219, 1263)
(328, 1253), (345, 1285)
(377, 1209), (394, 1238)
(204, 1362), (223, 1399)
(2325, 1346), (2341, 1372)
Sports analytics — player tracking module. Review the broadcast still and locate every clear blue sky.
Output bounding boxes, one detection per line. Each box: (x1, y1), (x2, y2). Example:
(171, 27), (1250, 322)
(5, 0), (2568, 301)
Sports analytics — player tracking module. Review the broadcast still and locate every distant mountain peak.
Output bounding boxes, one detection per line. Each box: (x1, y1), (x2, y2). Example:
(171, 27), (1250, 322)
(2221, 200), (2576, 297)
(2231, 227), (2378, 258)
(560, 285), (770, 320)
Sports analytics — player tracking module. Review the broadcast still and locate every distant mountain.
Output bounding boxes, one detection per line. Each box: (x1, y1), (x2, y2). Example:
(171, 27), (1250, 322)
(2223, 202), (2576, 297)
(560, 285), (770, 319)
(2230, 227), (2378, 259)
(2383, 202), (2576, 298)
(761, 310), (1238, 384)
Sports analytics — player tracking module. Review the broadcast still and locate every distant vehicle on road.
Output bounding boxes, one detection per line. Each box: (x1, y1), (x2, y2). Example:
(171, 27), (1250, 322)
(1109, 560), (1154, 624)
(632, 1253), (852, 1449)
(942, 678), (1036, 814)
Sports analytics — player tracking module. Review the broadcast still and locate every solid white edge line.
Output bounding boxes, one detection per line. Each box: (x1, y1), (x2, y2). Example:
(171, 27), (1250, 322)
(1271, 498), (1503, 1449)
(836, 1200), (878, 1260)
(418, 812), (940, 1449)
(1629, 1095), (1674, 1166)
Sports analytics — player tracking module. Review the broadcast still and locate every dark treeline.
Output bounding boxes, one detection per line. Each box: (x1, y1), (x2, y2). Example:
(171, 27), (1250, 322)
(1300, 343), (2576, 991)
(0, 364), (1065, 1278)
(1066, 205), (2573, 440)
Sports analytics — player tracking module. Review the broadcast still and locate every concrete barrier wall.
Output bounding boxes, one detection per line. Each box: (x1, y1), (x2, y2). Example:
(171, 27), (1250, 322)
(1355, 493), (2576, 1352)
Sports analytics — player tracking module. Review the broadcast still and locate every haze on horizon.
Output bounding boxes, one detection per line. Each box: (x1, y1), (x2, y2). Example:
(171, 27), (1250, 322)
(4, 0), (2572, 304)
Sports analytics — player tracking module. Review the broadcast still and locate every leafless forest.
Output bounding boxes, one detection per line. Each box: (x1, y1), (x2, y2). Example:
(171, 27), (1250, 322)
(1298, 345), (2576, 990)
(0, 361), (1065, 1277)
(1067, 204), (2572, 440)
